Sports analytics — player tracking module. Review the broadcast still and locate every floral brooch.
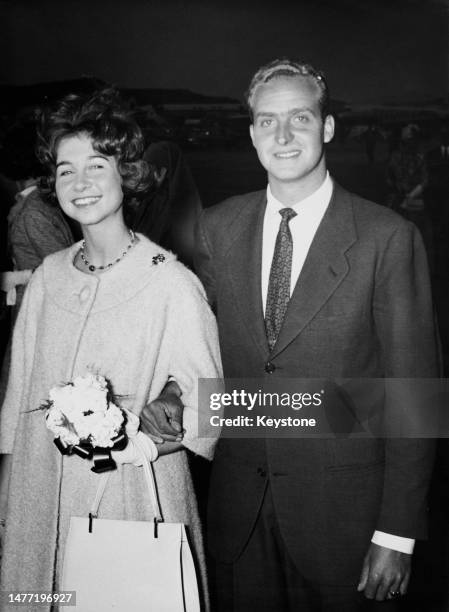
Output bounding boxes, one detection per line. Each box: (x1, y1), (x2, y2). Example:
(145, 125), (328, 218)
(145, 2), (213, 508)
(152, 254), (166, 265)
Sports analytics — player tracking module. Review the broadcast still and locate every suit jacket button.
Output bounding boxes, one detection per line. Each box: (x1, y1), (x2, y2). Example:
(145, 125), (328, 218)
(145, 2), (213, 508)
(265, 361), (275, 374)
(257, 468), (267, 478)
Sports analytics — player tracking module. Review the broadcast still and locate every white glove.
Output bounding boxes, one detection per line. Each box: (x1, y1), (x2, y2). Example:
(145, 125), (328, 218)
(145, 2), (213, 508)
(112, 431), (158, 465)
(112, 409), (158, 465)
(122, 408), (140, 437)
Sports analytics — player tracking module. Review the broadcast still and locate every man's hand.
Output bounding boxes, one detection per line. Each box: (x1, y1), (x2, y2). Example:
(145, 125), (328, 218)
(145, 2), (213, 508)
(357, 543), (411, 601)
(140, 381), (184, 444)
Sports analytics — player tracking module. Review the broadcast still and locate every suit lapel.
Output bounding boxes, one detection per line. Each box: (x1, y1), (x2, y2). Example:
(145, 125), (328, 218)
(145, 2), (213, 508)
(271, 184), (357, 358)
(224, 191), (270, 358)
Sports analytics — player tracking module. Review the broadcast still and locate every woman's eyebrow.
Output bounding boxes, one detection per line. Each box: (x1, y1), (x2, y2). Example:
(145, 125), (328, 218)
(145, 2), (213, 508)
(56, 154), (109, 168)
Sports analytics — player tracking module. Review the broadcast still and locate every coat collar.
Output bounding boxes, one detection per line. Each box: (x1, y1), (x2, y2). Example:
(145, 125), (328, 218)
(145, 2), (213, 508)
(223, 183), (358, 359)
(41, 234), (176, 313)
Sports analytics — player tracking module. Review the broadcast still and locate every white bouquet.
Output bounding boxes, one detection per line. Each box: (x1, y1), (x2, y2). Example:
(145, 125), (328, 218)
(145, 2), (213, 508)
(44, 372), (124, 448)
(41, 372), (131, 472)
(40, 372), (158, 472)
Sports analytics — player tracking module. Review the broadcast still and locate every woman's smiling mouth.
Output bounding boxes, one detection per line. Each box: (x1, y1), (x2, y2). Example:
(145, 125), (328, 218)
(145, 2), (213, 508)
(72, 196), (102, 206)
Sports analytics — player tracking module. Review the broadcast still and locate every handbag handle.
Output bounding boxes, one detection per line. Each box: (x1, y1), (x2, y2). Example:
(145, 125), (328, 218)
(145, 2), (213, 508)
(89, 437), (163, 528)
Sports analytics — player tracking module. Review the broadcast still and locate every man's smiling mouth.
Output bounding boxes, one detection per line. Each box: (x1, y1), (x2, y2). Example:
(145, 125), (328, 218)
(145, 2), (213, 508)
(274, 150), (301, 159)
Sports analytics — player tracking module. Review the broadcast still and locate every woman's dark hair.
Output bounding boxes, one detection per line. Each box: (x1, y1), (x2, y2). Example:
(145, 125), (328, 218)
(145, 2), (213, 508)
(36, 88), (152, 206)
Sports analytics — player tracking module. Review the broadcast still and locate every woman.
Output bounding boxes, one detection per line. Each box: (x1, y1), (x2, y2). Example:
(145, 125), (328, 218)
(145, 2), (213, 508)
(0, 89), (222, 610)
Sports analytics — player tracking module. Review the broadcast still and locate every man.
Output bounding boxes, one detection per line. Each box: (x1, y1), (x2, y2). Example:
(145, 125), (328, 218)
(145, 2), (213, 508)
(143, 59), (439, 611)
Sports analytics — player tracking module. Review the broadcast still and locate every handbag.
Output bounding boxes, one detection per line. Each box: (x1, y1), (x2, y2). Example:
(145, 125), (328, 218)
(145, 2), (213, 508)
(61, 439), (201, 612)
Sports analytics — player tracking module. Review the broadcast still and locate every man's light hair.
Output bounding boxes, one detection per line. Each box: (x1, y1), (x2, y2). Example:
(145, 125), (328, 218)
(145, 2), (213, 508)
(246, 58), (330, 121)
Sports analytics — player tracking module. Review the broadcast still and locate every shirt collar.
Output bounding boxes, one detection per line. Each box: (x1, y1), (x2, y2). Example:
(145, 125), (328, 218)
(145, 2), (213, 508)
(266, 172), (333, 215)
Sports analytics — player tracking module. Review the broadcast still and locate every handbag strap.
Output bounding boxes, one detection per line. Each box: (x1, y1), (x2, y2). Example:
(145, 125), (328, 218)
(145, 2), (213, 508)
(89, 439), (163, 523)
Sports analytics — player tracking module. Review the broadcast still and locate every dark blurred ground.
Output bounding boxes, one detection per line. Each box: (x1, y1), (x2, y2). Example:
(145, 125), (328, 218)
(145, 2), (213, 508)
(186, 137), (449, 612)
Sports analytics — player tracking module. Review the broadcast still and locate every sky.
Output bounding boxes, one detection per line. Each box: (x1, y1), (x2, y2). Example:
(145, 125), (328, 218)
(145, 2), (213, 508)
(1, 0), (448, 105)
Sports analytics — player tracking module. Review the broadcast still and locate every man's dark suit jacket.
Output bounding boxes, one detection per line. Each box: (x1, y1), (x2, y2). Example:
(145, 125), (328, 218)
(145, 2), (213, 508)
(194, 183), (439, 586)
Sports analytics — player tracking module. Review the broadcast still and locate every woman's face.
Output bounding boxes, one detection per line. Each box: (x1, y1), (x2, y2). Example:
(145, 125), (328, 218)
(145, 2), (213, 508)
(55, 133), (124, 228)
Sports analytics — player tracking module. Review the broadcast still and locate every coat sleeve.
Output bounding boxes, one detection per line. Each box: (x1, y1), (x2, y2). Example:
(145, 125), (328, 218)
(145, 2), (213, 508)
(166, 266), (223, 460)
(373, 220), (439, 538)
(193, 210), (217, 311)
(0, 267), (44, 454)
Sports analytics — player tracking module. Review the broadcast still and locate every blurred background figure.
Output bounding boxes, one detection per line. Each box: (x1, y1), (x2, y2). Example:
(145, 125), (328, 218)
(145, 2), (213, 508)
(0, 115), (74, 315)
(386, 124), (434, 271)
(363, 123), (381, 162)
(126, 139), (202, 269)
(425, 122), (449, 280)
(0, 178), (13, 366)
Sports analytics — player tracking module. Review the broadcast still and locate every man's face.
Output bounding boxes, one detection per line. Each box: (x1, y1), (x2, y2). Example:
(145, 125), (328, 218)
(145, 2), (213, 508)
(249, 75), (334, 194)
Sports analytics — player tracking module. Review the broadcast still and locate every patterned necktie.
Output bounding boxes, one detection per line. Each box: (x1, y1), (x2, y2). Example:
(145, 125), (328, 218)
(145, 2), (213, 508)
(265, 207), (297, 351)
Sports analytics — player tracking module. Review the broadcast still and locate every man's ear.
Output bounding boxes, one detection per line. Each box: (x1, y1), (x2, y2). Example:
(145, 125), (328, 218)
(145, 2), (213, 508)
(323, 115), (335, 144)
(249, 124), (255, 148)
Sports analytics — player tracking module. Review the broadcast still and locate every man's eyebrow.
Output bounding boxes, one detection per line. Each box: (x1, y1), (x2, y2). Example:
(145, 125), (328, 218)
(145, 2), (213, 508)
(254, 107), (317, 119)
(56, 154), (109, 168)
(254, 111), (276, 119)
(289, 106), (316, 115)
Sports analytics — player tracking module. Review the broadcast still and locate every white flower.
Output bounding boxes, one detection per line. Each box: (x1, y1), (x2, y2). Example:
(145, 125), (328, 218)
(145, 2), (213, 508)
(90, 404), (124, 447)
(73, 373), (108, 392)
(44, 373), (125, 448)
(46, 406), (80, 446)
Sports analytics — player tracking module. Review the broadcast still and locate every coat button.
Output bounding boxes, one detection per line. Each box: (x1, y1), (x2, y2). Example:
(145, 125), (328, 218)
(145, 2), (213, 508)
(257, 467), (267, 478)
(265, 361), (275, 374)
(79, 287), (90, 302)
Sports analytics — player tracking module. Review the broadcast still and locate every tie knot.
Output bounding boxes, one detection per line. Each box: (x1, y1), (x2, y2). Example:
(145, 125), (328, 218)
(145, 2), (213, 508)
(279, 207), (297, 223)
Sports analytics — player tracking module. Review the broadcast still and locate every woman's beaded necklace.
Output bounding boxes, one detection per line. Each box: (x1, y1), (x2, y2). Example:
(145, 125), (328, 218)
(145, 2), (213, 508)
(80, 229), (136, 272)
